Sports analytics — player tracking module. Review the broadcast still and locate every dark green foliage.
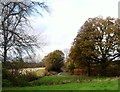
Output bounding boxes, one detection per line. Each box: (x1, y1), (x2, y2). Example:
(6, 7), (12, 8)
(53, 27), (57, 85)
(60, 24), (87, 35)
(2, 68), (9, 79)
(2, 79), (13, 87)
(2, 61), (44, 87)
(2, 68), (39, 87)
(12, 73), (38, 87)
(43, 50), (64, 72)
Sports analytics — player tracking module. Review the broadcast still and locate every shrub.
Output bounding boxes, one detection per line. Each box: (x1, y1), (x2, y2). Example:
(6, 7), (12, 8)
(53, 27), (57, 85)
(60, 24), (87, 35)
(43, 50), (64, 72)
(2, 68), (9, 79)
(2, 79), (13, 87)
(11, 72), (39, 87)
(2, 68), (39, 87)
(74, 68), (86, 75)
(12, 77), (29, 87)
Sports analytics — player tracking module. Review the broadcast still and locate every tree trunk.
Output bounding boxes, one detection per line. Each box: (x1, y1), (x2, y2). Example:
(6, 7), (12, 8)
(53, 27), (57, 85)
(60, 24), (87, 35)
(87, 63), (91, 76)
(3, 46), (7, 65)
(100, 63), (107, 76)
(2, 21), (8, 66)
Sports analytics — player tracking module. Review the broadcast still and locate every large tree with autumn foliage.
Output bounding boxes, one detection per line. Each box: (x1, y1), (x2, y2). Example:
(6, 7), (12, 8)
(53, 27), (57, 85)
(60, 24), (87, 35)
(69, 17), (120, 76)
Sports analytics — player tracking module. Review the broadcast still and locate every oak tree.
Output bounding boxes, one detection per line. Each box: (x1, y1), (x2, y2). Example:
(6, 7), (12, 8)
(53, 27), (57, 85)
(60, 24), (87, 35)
(69, 17), (120, 76)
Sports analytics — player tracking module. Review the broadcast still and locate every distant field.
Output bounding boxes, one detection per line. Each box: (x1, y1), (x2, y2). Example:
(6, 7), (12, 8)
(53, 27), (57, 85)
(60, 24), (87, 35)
(34, 67), (45, 76)
(9, 67), (45, 76)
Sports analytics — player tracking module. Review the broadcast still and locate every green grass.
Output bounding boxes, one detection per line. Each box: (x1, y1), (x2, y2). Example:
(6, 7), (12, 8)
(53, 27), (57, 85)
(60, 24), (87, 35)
(3, 80), (118, 90)
(30, 75), (119, 86)
(2, 72), (120, 91)
(30, 75), (76, 86)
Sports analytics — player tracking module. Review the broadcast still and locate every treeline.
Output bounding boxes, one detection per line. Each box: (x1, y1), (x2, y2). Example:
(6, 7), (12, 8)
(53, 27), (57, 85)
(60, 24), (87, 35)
(66, 61), (120, 76)
(4, 61), (45, 69)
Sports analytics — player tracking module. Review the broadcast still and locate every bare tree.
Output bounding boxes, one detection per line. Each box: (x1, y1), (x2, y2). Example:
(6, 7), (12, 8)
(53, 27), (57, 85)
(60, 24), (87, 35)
(0, 1), (49, 66)
(63, 48), (69, 61)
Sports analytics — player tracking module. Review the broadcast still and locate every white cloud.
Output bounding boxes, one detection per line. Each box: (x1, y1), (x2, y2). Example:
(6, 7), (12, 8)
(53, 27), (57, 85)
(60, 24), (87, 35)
(29, 0), (119, 58)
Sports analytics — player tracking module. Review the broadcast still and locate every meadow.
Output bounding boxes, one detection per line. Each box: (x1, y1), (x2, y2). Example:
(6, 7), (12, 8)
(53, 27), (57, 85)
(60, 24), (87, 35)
(2, 67), (120, 92)
(3, 75), (119, 91)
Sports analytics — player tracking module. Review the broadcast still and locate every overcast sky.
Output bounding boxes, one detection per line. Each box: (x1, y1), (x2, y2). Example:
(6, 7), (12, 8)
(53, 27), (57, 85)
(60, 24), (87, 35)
(29, 0), (119, 58)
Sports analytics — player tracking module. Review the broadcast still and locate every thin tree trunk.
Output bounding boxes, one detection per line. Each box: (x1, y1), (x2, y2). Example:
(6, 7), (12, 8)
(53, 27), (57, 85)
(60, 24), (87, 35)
(3, 45), (7, 65)
(2, 21), (8, 66)
(87, 63), (91, 76)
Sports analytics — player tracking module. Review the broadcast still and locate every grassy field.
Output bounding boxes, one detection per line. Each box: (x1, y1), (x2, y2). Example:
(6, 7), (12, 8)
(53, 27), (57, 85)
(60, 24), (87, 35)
(3, 75), (119, 91)
(3, 80), (118, 90)
(30, 75), (119, 86)
(34, 68), (45, 77)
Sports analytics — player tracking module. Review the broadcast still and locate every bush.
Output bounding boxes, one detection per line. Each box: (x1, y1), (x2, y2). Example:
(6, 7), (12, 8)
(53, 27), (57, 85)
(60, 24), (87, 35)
(74, 68), (86, 75)
(43, 50), (64, 72)
(12, 77), (29, 87)
(24, 72), (39, 81)
(2, 79), (13, 87)
(11, 72), (39, 87)
(2, 68), (9, 79)
(2, 68), (39, 87)
(105, 66), (120, 77)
